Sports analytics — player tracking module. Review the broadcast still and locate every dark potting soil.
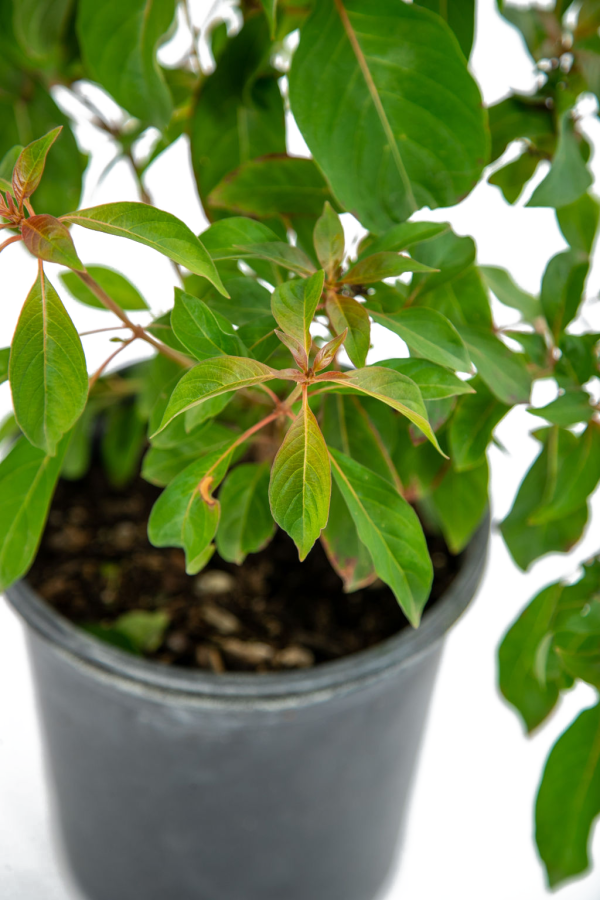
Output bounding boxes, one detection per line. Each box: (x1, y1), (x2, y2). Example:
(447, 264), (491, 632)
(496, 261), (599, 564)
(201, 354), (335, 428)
(27, 467), (462, 674)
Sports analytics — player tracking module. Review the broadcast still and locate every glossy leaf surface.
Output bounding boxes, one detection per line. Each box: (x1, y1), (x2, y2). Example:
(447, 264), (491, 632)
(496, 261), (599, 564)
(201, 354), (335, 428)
(271, 270), (324, 354)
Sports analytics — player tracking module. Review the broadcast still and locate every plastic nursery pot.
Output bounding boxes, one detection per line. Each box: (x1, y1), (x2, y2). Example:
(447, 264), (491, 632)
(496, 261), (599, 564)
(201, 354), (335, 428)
(6, 517), (488, 900)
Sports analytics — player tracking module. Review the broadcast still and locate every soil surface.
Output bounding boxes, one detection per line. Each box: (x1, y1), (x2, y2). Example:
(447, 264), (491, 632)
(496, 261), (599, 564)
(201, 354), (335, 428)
(28, 467), (462, 673)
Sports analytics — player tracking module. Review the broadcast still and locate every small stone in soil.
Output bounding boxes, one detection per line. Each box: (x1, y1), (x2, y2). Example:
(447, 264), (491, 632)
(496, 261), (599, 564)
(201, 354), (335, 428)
(219, 638), (274, 665)
(200, 603), (241, 635)
(274, 646), (315, 669)
(195, 644), (225, 673)
(194, 570), (236, 595)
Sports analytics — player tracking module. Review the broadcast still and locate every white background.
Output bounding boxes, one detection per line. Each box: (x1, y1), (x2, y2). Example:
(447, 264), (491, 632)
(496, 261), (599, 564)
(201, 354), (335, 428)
(1, 0), (600, 896)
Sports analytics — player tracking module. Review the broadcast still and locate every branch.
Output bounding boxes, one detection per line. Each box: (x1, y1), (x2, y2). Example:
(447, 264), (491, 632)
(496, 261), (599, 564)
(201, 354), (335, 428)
(88, 337), (136, 391)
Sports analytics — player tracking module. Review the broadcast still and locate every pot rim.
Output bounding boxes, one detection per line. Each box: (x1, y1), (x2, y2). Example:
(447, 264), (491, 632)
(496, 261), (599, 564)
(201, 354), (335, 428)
(5, 515), (489, 706)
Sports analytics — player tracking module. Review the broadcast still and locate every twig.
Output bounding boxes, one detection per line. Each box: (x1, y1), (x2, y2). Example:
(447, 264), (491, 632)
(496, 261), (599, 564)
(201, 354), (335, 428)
(88, 337), (136, 391)
(79, 324), (131, 337)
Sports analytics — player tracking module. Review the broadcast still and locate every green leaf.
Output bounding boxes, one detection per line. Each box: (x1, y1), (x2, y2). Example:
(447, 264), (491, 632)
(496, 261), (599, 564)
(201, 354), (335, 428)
(376, 358), (475, 400)
(499, 582), (566, 733)
(325, 294), (371, 369)
(527, 114), (592, 210)
(238, 316), (280, 362)
(289, 0), (488, 233)
(556, 332), (600, 387)
(101, 405), (146, 489)
(536, 702), (600, 887)
(459, 326), (531, 405)
(429, 459), (488, 553)
(12, 127), (61, 201)
(415, 0), (475, 58)
(450, 380), (510, 471)
(341, 252), (435, 285)
(208, 155), (338, 219)
(269, 401), (331, 561)
(501, 431), (589, 570)
(12, 0), (72, 62)
(488, 150), (540, 204)
(414, 265), (493, 331)
(529, 390), (595, 427)
(322, 366), (444, 454)
(216, 463), (274, 563)
(62, 203), (228, 297)
(314, 202), (345, 278)
(148, 451), (232, 574)
(77, 0), (176, 129)
(368, 307), (471, 372)
(330, 449), (432, 625)
(60, 266), (148, 311)
(487, 96), (555, 162)
(143, 421), (238, 487)
(259, 0), (278, 37)
(10, 270), (88, 455)
(235, 242), (316, 277)
(410, 230), (476, 298)
(0, 145), (21, 194)
(557, 192), (600, 256)
(154, 357), (280, 436)
(200, 217), (280, 260)
(110, 610), (170, 654)
(479, 265), (541, 321)
(190, 16), (286, 208)
(321, 479), (376, 591)
(0, 347), (9, 384)
(528, 423), (600, 525)
(186, 275), (272, 327)
(0, 433), (71, 590)
(271, 270), (325, 354)
(541, 250), (589, 340)
(357, 222), (448, 259)
(554, 601), (600, 689)
(171, 289), (246, 361)
(21, 215), (85, 271)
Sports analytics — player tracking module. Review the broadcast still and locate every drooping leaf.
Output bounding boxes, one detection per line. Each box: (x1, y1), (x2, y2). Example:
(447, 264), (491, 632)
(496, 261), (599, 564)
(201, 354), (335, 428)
(501, 430), (589, 570)
(377, 358), (475, 400)
(459, 326), (531, 405)
(479, 265), (541, 321)
(330, 449), (432, 626)
(60, 265), (148, 311)
(313, 202), (345, 279)
(143, 421), (238, 487)
(171, 289), (246, 361)
(269, 401), (331, 561)
(77, 0), (176, 129)
(450, 379), (510, 471)
(12, 127), (61, 202)
(10, 270), (88, 455)
(200, 217), (280, 260)
(62, 203), (228, 296)
(541, 250), (589, 340)
(216, 463), (274, 563)
(190, 15), (286, 209)
(368, 307), (471, 372)
(21, 215), (85, 271)
(414, 0), (475, 58)
(325, 294), (370, 368)
(429, 459), (489, 553)
(557, 192), (600, 256)
(321, 366), (444, 454)
(499, 582), (567, 733)
(154, 357), (281, 436)
(148, 451), (232, 574)
(0, 433), (70, 591)
(271, 270), (325, 354)
(536, 703), (600, 887)
(321, 479), (376, 591)
(529, 390), (595, 427)
(528, 423), (600, 525)
(340, 252), (435, 285)
(488, 150), (540, 204)
(289, 0), (488, 232)
(527, 114), (592, 210)
(208, 155), (337, 219)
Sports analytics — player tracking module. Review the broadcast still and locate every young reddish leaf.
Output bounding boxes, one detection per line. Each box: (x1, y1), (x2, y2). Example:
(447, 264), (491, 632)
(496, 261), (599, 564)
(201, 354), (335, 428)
(313, 329), (347, 372)
(62, 202), (228, 296)
(9, 269), (88, 455)
(12, 127), (62, 202)
(21, 215), (85, 271)
(340, 251), (435, 285)
(269, 400), (331, 561)
(325, 293), (370, 368)
(271, 270), (325, 355)
(275, 330), (308, 370)
(329, 449), (432, 626)
(321, 366), (445, 454)
(153, 358), (282, 436)
(314, 202), (345, 278)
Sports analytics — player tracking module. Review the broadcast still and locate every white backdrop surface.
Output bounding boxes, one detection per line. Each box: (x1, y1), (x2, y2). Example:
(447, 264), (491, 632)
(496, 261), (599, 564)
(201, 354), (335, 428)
(2, 0), (600, 897)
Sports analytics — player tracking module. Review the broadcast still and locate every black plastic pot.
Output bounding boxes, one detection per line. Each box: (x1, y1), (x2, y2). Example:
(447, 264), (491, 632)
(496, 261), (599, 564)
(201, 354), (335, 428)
(6, 518), (488, 900)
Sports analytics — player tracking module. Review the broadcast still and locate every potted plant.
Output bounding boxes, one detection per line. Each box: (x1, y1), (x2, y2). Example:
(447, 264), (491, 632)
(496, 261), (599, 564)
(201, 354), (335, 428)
(0, 0), (599, 896)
